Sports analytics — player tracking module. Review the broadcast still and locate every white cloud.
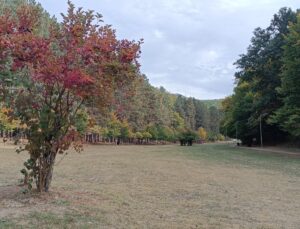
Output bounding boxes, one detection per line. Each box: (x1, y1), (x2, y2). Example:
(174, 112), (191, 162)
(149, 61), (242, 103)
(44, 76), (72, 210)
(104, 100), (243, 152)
(218, 0), (252, 11)
(196, 49), (221, 66)
(153, 30), (164, 39)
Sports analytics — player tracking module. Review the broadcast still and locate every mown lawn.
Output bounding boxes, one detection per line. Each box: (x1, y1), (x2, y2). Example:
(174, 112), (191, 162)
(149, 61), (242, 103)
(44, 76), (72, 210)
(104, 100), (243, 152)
(0, 143), (299, 228)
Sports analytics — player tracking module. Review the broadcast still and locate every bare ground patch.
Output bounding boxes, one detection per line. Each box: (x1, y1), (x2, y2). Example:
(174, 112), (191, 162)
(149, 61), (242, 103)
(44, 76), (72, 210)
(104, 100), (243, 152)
(0, 144), (299, 228)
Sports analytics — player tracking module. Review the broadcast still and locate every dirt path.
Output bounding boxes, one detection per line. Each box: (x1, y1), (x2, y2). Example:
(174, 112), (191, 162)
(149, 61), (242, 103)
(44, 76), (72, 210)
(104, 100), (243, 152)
(241, 145), (300, 156)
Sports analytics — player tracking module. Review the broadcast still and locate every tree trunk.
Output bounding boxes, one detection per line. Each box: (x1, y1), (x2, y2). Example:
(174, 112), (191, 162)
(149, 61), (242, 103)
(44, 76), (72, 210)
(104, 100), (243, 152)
(36, 152), (56, 192)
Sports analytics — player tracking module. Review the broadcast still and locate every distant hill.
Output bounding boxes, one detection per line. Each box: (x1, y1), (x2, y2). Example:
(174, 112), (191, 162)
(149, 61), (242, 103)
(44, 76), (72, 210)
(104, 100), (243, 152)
(201, 99), (223, 108)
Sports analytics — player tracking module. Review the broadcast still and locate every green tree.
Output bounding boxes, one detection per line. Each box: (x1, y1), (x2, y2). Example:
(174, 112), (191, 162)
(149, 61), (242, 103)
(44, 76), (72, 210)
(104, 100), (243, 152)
(194, 99), (210, 130)
(208, 106), (220, 134)
(74, 109), (89, 134)
(270, 13), (300, 137)
(179, 129), (197, 146)
(222, 8), (297, 144)
(146, 124), (159, 140)
(171, 112), (185, 130)
(120, 120), (131, 140)
(107, 113), (122, 141)
(142, 131), (152, 143)
(185, 98), (196, 130)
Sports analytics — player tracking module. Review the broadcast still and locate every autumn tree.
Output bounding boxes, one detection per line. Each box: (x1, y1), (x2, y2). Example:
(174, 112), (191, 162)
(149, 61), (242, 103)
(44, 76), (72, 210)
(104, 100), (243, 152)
(198, 127), (207, 141)
(107, 113), (122, 142)
(0, 1), (141, 192)
(194, 99), (209, 130)
(0, 107), (20, 131)
(119, 76), (160, 131)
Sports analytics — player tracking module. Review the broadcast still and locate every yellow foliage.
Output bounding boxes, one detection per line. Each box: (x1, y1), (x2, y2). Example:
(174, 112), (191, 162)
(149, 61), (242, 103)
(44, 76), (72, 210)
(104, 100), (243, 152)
(0, 107), (20, 130)
(89, 125), (102, 134)
(198, 127), (207, 141)
(218, 134), (225, 141)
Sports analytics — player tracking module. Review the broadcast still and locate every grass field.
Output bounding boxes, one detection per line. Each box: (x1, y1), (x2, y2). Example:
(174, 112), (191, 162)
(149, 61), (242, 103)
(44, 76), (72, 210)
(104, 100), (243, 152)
(0, 143), (300, 228)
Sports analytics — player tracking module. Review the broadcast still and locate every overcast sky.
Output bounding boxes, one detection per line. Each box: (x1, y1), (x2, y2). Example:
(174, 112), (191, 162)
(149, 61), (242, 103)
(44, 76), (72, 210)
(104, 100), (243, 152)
(37, 0), (299, 99)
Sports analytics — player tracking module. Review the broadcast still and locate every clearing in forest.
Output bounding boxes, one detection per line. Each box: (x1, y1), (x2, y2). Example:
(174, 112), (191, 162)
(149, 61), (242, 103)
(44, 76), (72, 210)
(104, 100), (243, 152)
(0, 143), (299, 228)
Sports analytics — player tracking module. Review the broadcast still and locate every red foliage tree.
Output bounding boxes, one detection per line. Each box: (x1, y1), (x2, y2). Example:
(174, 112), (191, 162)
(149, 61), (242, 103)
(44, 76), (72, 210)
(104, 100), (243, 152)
(0, 1), (142, 192)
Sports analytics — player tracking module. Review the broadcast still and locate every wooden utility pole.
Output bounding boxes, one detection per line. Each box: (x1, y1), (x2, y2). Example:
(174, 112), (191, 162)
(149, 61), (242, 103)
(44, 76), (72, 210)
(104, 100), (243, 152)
(235, 122), (237, 140)
(260, 114), (263, 147)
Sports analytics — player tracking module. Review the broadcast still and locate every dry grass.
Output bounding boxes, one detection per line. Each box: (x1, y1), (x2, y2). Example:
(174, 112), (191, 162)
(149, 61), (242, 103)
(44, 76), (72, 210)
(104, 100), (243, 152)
(0, 143), (300, 228)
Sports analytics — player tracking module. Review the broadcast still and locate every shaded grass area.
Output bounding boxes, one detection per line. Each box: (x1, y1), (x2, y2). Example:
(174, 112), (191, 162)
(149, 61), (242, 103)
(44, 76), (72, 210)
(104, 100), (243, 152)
(1, 143), (300, 228)
(0, 219), (18, 229)
(168, 143), (300, 176)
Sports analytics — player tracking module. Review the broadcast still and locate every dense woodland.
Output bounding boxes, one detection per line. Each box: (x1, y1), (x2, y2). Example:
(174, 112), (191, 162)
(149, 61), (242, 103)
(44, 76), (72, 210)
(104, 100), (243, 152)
(0, 73), (224, 144)
(221, 8), (300, 145)
(90, 75), (224, 143)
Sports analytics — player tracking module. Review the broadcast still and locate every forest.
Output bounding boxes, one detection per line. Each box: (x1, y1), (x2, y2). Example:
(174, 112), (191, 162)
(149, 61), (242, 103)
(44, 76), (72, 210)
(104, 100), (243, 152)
(86, 76), (223, 144)
(221, 7), (300, 146)
(0, 72), (223, 144)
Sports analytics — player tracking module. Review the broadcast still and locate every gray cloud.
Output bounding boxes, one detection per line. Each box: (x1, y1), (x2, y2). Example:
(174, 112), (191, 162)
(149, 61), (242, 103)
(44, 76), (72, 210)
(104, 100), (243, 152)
(38, 0), (299, 99)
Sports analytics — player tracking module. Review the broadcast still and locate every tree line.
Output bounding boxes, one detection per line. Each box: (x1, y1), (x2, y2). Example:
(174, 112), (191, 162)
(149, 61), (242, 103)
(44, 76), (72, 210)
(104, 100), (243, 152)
(221, 8), (300, 145)
(0, 75), (224, 144)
